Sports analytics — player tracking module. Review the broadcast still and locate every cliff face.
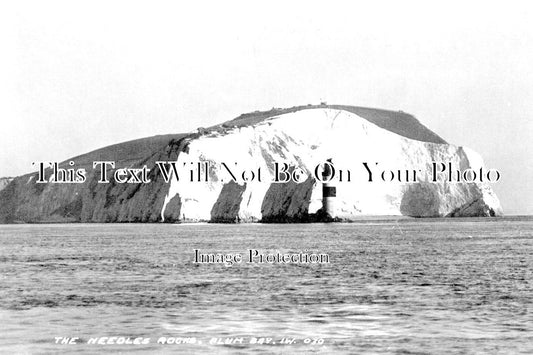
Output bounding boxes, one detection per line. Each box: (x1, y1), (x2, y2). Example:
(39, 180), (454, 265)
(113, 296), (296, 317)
(0, 106), (502, 223)
(0, 136), (184, 223)
(0, 177), (13, 192)
(162, 108), (501, 222)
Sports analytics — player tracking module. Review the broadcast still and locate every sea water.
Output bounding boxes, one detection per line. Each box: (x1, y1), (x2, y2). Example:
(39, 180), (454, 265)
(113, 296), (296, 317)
(0, 219), (532, 354)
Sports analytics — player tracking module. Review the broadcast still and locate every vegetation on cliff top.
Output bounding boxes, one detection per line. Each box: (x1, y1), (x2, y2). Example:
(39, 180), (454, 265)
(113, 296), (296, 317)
(58, 104), (447, 172)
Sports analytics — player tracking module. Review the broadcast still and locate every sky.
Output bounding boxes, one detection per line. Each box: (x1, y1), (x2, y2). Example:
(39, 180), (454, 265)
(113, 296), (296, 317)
(1, 0), (532, 214)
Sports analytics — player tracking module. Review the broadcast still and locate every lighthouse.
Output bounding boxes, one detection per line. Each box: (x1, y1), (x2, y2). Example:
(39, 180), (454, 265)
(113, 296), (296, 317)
(321, 158), (336, 218)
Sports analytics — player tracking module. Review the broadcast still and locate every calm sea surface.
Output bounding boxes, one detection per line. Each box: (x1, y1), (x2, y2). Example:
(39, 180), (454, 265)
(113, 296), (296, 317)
(0, 219), (532, 354)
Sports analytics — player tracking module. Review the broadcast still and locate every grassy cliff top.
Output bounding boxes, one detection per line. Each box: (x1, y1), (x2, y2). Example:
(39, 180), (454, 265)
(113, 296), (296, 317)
(220, 104), (446, 144)
(43, 104), (445, 173)
(66, 134), (188, 168)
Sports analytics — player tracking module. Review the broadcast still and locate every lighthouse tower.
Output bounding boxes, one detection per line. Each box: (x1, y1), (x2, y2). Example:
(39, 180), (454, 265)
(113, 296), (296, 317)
(321, 159), (336, 218)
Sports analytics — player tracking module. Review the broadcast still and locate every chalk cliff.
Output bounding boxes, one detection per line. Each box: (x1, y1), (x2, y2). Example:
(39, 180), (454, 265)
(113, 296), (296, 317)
(0, 105), (502, 223)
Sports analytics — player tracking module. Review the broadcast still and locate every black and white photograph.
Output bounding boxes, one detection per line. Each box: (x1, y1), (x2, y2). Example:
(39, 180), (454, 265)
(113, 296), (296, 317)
(1, 0), (532, 353)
